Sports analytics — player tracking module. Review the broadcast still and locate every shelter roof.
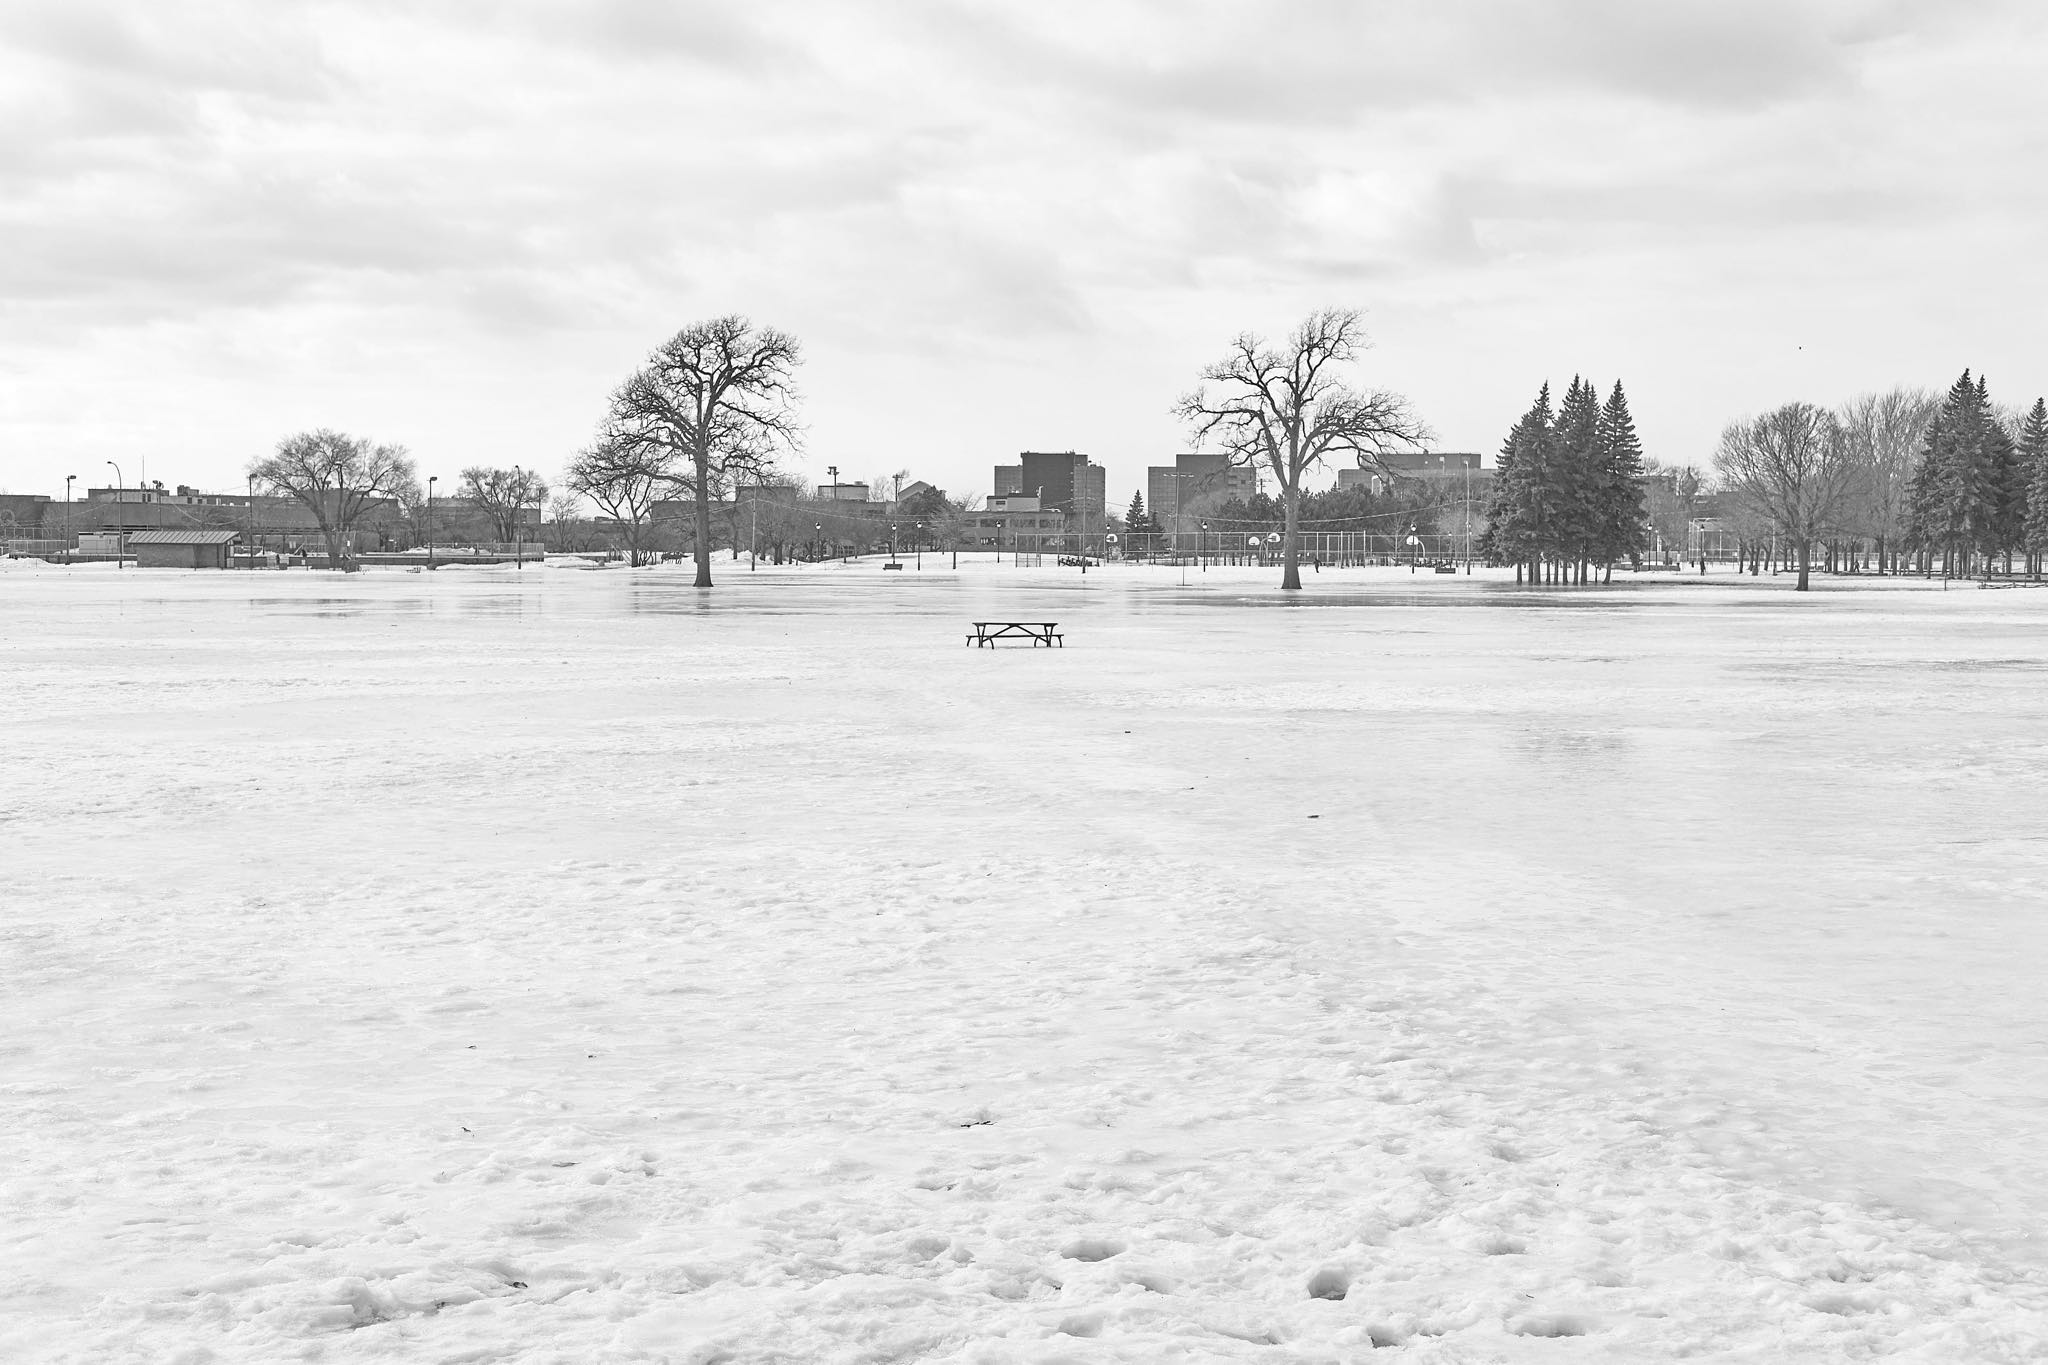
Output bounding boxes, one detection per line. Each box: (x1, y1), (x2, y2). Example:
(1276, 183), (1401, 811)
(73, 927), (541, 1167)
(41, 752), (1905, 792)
(125, 529), (242, 545)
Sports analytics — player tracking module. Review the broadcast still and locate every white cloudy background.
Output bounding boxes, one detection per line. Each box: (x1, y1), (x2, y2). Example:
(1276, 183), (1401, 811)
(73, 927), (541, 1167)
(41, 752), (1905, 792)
(3, 0), (2046, 503)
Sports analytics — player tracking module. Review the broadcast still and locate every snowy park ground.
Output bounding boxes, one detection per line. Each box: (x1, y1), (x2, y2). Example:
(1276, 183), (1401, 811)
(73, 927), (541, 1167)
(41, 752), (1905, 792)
(4, 558), (2047, 1363)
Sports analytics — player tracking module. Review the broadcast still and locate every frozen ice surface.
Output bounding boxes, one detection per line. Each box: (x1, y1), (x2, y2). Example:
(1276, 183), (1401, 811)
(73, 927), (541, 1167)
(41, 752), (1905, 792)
(4, 559), (2047, 1362)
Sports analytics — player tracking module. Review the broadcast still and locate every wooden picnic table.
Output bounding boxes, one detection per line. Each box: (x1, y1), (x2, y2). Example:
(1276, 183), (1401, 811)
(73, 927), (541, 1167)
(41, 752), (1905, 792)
(967, 621), (1063, 648)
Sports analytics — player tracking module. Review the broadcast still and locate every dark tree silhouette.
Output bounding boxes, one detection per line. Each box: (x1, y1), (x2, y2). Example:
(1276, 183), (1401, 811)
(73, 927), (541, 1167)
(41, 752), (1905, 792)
(602, 317), (802, 588)
(250, 430), (417, 572)
(1176, 308), (1429, 589)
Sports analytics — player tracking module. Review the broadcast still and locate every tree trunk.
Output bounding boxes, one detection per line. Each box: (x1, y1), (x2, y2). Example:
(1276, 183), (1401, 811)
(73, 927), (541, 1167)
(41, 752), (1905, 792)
(1280, 483), (1303, 590)
(319, 515), (350, 572)
(693, 451), (714, 588)
(1795, 536), (1811, 591)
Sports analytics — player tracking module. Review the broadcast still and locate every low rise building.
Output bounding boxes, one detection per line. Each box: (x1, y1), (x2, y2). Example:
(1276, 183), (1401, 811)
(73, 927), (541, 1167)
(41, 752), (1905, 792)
(1147, 453), (1256, 543)
(127, 529), (241, 569)
(1336, 452), (1485, 496)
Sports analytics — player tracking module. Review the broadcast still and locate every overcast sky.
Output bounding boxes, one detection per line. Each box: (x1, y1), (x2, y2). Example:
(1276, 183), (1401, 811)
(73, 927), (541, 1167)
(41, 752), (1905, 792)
(4, 0), (2046, 505)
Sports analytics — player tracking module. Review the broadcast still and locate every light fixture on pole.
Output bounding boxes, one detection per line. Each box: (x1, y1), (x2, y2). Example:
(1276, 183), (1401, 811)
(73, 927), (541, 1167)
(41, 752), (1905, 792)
(513, 466), (526, 569)
(106, 461), (124, 569)
(1464, 456), (1472, 573)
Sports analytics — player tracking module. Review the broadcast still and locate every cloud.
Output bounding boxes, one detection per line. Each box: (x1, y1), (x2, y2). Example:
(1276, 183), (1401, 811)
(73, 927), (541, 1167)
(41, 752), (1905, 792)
(1, 0), (2045, 500)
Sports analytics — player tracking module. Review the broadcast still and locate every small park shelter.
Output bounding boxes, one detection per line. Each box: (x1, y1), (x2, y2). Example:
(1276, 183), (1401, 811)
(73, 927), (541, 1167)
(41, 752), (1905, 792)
(126, 529), (241, 569)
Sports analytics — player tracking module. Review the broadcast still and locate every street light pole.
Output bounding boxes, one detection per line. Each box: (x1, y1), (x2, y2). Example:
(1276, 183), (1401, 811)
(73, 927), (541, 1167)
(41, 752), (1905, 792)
(513, 466), (526, 569)
(106, 461), (124, 569)
(1439, 454), (1447, 569)
(65, 475), (74, 563)
(1463, 456), (1472, 573)
(1074, 452), (1087, 574)
(427, 476), (437, 568)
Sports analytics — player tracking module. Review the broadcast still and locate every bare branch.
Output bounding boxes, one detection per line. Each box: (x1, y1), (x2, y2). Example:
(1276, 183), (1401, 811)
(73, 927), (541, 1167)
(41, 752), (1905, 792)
(1175, 308), (1429, 589)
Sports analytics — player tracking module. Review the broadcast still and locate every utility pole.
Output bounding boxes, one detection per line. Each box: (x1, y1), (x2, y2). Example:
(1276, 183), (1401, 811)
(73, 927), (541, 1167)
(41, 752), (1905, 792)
(1074, 452), (1088, 573)
(513, 466), (526, 568)
(106, 461), (124, 569)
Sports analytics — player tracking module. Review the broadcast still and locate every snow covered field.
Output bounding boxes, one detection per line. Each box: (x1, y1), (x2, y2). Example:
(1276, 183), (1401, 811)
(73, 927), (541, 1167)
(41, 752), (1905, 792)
(4, 559), (2047, 1363)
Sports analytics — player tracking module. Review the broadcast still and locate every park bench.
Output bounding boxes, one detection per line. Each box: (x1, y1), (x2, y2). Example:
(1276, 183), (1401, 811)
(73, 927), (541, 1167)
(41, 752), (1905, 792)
(967, 621), (1063, 648)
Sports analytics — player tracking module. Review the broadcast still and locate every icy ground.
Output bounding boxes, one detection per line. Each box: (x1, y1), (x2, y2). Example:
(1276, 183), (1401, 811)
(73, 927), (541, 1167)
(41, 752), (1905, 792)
(4, 560), (2047, 1363)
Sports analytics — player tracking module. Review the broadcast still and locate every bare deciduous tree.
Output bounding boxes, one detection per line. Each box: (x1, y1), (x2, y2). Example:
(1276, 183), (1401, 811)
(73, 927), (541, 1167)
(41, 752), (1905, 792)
(566, 438), (667, 566)
(460, 466), (548, 545)
(603, 316), (802, 588)
(1176, 308), (1429, 589)
(546, 492), (585, 552)
(1838, 387), (1935, 574)
(250, 430), (417, 571)
(1714, 402), (1857, 591)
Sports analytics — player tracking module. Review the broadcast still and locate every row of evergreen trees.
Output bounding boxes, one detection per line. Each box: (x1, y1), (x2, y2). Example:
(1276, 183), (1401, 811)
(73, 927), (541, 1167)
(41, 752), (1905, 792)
(1478, 378), (1648, 583)
(1906, 372), (2048, 574)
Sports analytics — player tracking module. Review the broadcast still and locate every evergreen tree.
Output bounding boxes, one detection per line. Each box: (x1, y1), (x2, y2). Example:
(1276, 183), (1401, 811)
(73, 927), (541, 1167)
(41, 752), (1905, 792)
(2020, 398), (2048, 571)
(1982, 377), (2026, 570)
(1553, 377), (1604, 577)
(1124, 490), (1150, 541)
(1908, 371), (2007, 574)
(1480, 383), (1555, 580)
(1595, 380), (1649, 575)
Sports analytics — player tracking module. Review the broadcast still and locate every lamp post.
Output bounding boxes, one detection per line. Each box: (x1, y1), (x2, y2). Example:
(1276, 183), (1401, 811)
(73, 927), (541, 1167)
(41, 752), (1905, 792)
(1463, 455), (1472, 573)
(106, 461), (124, 569)
(1201, 521), (1208, 571)
(245, 473), (254, 567)
(814, 523), (822, 563)
(64, 475), (74, 563)
(427, 476), (437, 567)
(513, 466), (526, 568)
(1073, 452), (1088, 574)
(1439, 454), (1447, 570)
(916, 521), (923, 570)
